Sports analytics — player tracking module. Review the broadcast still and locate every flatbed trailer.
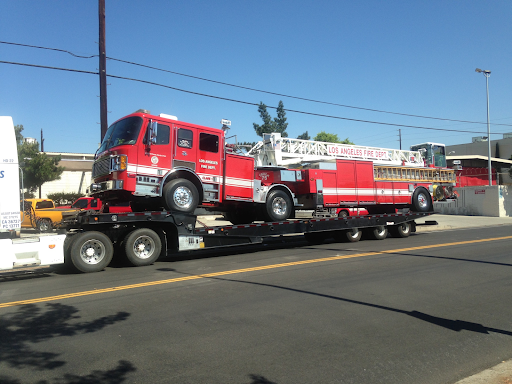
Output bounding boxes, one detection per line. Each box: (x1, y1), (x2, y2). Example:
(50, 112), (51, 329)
(61, 210), (434, 273)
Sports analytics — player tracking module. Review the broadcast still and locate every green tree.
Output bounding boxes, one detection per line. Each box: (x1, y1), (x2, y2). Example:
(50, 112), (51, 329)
(314, 131), (354, 145)
(253, 101), (288, 137)
(297, 131), (310, 140)
(16, 125), (64, 193)
(14, 124), (24, 146)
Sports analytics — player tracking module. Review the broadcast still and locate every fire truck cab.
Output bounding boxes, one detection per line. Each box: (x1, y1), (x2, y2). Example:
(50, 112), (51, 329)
(90, 110), (298, 222)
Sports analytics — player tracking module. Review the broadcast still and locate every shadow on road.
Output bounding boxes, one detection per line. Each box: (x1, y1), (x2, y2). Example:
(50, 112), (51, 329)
(0, 303), (135, 383)
(161, 268), (512, 338)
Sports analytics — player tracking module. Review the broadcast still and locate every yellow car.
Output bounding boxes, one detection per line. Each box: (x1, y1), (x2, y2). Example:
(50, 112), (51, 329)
(21, 199), (79, 232)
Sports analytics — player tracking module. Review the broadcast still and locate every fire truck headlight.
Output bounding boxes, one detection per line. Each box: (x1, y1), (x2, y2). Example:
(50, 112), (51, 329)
(112, 155), (127, 171)
(119, 155), (127, 171)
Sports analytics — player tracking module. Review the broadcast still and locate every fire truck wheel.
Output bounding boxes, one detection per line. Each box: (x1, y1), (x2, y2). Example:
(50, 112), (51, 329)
(389, 222), (411, 238)
(343, 228), (362, 242)
(338, 210), (349, 218)
(124, 228), (162, 266)
(163, 179), (199, 213)
(365, 226), (388, 240)
(264, 189), (293, 222)
(37, 218), (52, 233)
(412, 187), (432, 212)
(69, 231), (114, 273)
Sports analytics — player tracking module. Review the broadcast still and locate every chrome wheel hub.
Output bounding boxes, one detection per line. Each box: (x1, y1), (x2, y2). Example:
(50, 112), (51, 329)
(80, 240), (105, 265)
(132, 236), (155, 260)
(174, 186), (193, 209)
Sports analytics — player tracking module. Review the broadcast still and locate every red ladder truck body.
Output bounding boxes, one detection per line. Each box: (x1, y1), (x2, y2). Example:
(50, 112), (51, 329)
(90, 110), (456, 223)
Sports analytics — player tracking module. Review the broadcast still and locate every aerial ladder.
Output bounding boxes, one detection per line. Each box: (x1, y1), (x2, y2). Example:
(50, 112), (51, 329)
(247, 133), (457, 200)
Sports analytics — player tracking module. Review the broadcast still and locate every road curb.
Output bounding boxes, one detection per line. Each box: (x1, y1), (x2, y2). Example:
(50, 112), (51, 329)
(454, 359), (512, 384)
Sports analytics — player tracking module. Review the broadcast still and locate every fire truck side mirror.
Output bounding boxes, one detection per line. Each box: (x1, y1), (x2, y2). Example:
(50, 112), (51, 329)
(150, 121), (158, 145)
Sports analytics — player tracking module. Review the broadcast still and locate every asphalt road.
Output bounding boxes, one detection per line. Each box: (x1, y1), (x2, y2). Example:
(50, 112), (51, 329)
(1, 225), (512, 384)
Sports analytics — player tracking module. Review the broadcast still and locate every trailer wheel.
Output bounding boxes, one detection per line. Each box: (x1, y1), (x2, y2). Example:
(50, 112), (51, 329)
(163, 178), (199, 213)
(412, 187), (432, 212)
(264, 189), (292, 222)
(389, 222), (411, 238)
(343, 228), (362, 242)
(124, 228), (162, 266)
(69, 231), (114, 273)
(37, 218), (52, 233)
(365, 226), (388, 240)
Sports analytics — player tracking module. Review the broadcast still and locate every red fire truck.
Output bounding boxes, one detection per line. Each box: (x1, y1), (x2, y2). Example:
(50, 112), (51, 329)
(90, 110), (456, 224)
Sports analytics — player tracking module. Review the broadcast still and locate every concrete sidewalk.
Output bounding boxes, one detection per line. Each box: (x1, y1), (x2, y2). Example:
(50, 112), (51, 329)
(415, 213), (512, 233)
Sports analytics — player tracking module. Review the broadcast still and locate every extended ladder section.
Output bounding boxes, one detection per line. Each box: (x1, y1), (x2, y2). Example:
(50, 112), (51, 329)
(248, 133), (426, 168)
(374, 166), (456, 184)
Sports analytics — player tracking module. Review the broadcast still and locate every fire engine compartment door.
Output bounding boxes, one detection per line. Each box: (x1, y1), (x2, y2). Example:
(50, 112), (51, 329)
(336, 160), (358, 205)
(224, 154), (254, 201)
(355, 161), (376, 204)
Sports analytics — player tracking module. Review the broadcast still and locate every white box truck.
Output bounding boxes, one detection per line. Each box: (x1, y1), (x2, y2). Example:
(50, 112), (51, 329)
(0, 116), (65, 271)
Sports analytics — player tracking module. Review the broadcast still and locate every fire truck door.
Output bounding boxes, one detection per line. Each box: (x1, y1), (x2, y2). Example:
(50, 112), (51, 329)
(136, 121), (172, 187)
(173, 126), (198, 172)
(197, 131), (223, 202)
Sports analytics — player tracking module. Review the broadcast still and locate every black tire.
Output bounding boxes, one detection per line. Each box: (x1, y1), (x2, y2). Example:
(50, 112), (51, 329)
(69, 231), (114, 273)
(37, 218), (52, 233)
(163, 178), (199, 213)
(389, 222), (411, 238)
(343, 228), (362, 242)
(365, 226), (388, 240)
(264, 189), (293, 222)
(338, 210), (349, 218)
(412, 187), (432, 212)
(124, 228), (162, 266)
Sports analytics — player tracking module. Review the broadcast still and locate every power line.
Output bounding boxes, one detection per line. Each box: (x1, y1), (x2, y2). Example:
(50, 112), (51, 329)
(0, 41), (97, 59)
(3, 40), (512, 128)
(0, 59), (505, 136)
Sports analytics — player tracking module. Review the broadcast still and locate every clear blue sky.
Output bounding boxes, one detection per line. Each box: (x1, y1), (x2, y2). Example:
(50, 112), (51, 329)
(1, 0), (511, 154)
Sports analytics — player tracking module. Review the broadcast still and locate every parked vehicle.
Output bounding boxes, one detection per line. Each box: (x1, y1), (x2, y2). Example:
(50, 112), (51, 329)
(337, 208), (369, 218)
(60, 197), (132, 213)
(21, 198), (78, 232)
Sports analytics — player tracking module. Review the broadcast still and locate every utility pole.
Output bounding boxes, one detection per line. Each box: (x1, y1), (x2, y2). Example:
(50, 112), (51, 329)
(99, 0), (108, 141)
(399, 129), (402, 150)
(40, 129), (45, 152)
(475, 68), (492, 186)
(39, 129), (44, 198)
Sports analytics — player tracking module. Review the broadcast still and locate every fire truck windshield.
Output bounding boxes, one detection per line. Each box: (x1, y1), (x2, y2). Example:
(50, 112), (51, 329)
(97, 116), (143, 153)
(410, 142), (447, 168)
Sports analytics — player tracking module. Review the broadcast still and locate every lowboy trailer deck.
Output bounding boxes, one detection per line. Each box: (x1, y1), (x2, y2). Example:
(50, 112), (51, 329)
(62, 210), (434, 273)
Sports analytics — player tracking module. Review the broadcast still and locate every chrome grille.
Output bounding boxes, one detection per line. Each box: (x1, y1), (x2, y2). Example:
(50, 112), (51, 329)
(92, 157), (111, 178)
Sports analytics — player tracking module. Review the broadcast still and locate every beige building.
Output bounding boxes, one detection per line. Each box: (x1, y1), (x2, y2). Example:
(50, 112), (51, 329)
(39, 152), (94, 198)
